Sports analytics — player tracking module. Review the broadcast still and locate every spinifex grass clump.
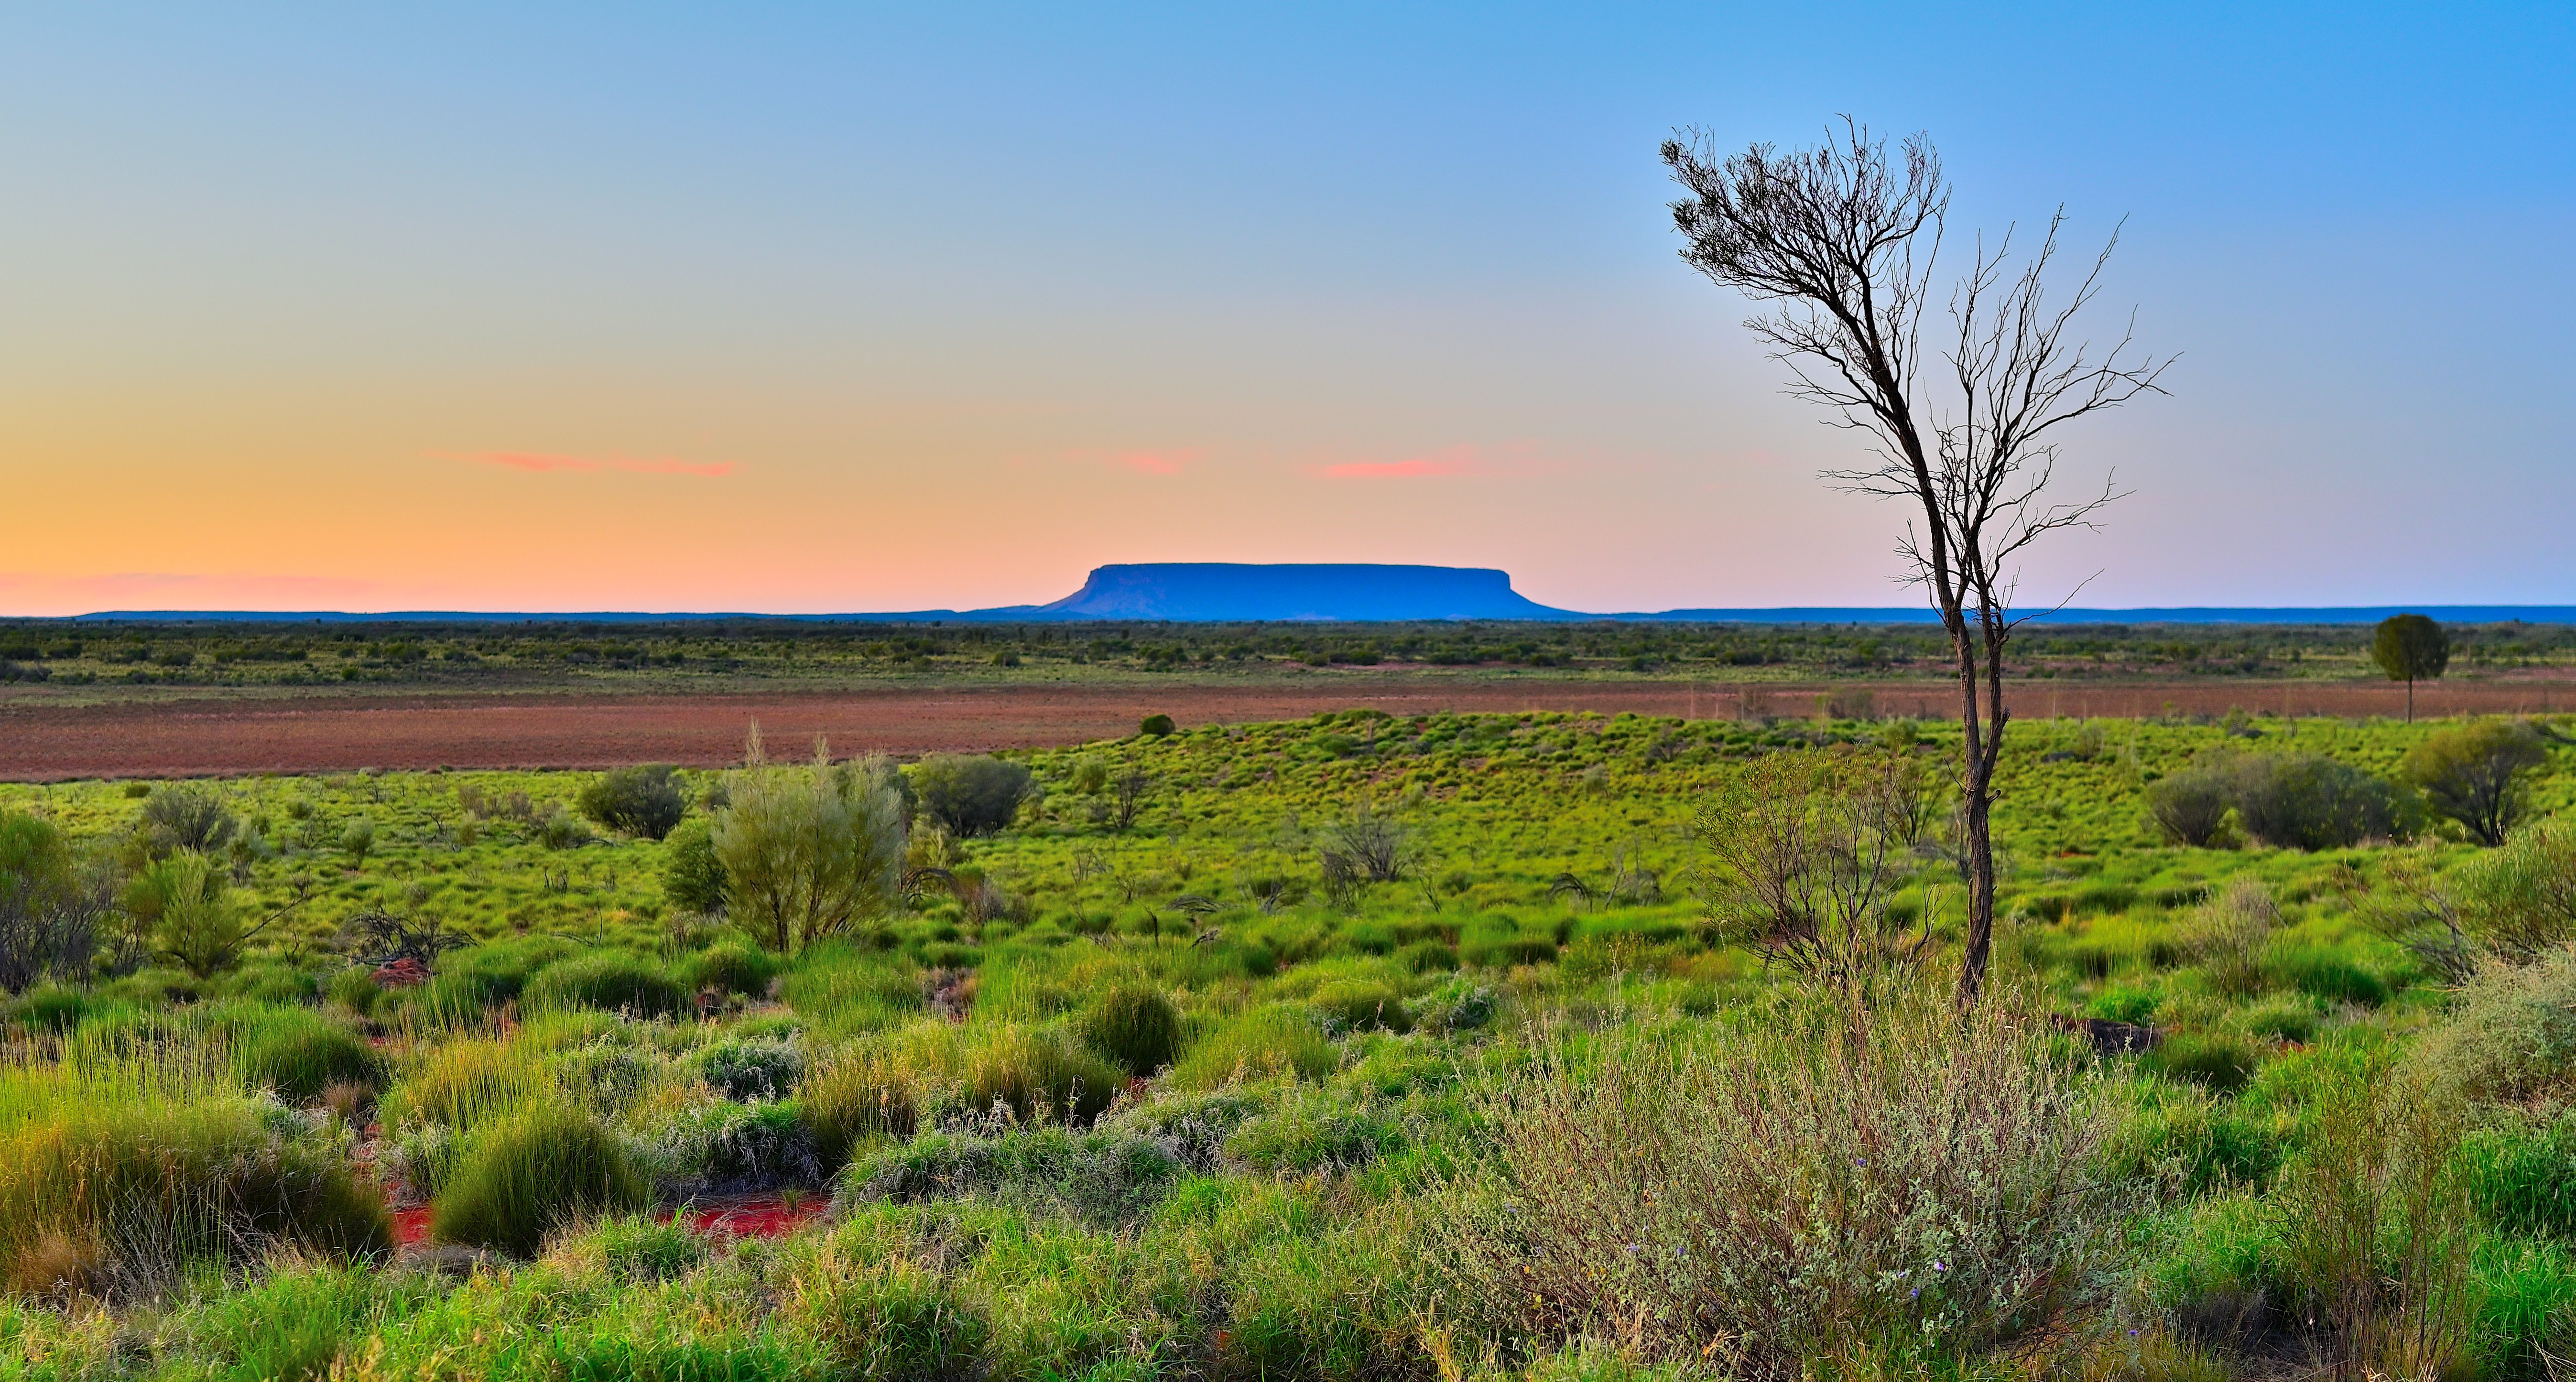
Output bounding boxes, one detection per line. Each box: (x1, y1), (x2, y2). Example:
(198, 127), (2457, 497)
(801, 1053), (921, 1172)
(522, 953), (689, 1020)
(958, 1024), (1121, 1125)
(0, 1059), (391, 1299)
(1080, 983), (1182, 1076)
(217, 1003), (382, 1101)
(431, 1099), (649, 1258)
(1171, 1005), (1338, 1090)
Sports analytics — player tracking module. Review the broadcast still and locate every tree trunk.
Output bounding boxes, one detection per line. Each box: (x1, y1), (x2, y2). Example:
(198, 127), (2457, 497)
(1950, 613), (2005, 1009)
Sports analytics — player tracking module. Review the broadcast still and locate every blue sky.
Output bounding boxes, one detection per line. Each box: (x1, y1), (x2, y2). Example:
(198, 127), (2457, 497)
(1, 3), (2568, 613)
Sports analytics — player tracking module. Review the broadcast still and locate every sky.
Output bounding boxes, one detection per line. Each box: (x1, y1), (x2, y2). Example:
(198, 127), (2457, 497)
(1, 3), (2570, 616)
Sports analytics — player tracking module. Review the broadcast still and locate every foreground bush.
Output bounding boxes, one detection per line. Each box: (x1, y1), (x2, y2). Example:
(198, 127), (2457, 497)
(1425, 990), (2117, 1377)
(714, 740), (905, 954)
(2459, 822), (2576, 962)
(576, 763), (689, 841)
(2404, 720), (2547, 846)
(431, 1101), (649, 1257)
(0, 1075), (391, 1297)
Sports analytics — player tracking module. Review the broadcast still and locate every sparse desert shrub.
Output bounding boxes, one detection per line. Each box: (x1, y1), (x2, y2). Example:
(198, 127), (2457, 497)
(138, 784), (237, 857)
(431, 1100), (649, 1258)
(533, 803), (588, 850)
(2184, 876), (2278, 995)
(2404, 720), (2547, 847)
(139, 852), (261, 979)
(715, 734), (905, 954)
(2412, 946), (2576, 1101)
(957, 1023), (1120, 1124)
(576, 764), (688, 841)
(1080, 983), (1182, 1076)
(2146, 758), (2237, 847)
(522, 953), (687, 1020)
(2228, 753), (2407, 851)
(909, 754), (1036, 838)
(1139, 714), (1175, 737)
(0, 812), (106, 995)
(1171, 1004), (1339, 1091)
(2458, 822), (2576, 963)
(1425, 989), (2119, 1377)
(661, 817), (728, 916)
(1694, 748), (1931, 998)
(338, 816), (375, 865)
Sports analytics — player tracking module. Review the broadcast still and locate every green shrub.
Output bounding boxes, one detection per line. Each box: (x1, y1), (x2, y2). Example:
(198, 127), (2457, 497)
(838, 1125), (1184, 1225)
(714, 748), (906, 953)
(2144, 1032), (2262, 1092)
(431, 1101), (649, 1257)
(2461, 1112), (2576, 1240)
(1223, 1093), (1404, 1173)
(645, 1099), (821, 1190)
(1139, 714), (1176, 737)
(2404, 720), (2547, 847)
(138, 783), (237, 855)
(2146, 759), (2236, 847)
(565, 1212), (706, 1285)
(1171, 1005), (1339, 1090)
(324, 967), (381, 1015)
(4, 984), (91, 1035)
(958, 1024), (1121, 1124)
(2474, 1233), (2576, 1382)
(233, 1008), (382, 1101)
(522, 953), (688, 1020)
(1309, 980), (1412, 1033)
(679, 939), (779, 997)
(1396, 939), (1458, 974)
(2229, 753), (2407, 851)
(1080, 983), (1182, 1076)
(576, 764), (688, 841)
(908, 754), (1036, 838)
(2266, 943), (2391, 1006)
(661, 817), (728, 915)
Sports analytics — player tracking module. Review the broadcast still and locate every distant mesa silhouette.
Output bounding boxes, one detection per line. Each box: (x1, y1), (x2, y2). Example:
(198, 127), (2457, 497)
(1029, 563), (1574, 622)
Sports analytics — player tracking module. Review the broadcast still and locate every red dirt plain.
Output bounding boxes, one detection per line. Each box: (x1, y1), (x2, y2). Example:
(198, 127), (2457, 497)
(4, 677), (2572, 781)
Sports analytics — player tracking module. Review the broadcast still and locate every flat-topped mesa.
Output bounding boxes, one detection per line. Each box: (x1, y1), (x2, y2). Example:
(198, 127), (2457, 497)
(1035, 563), (1579, 622)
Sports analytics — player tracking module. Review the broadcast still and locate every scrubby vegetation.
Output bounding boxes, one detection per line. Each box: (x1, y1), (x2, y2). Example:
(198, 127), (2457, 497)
(0, 706), (2571, 1378)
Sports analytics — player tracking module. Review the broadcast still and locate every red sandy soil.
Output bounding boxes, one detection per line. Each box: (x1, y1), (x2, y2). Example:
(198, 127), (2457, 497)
(4, 677), (2572, 781)
(389, 1197), (826, 1250)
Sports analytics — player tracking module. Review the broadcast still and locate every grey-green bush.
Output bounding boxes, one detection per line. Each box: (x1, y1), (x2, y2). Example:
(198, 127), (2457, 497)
(576, 764), (689, 841)
(908, 754), (1036, 838)
(2230, 753), (2407, 851)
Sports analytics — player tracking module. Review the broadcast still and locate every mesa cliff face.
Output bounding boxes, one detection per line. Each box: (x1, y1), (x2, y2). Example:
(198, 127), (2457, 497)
(1034, 564), (1576, 621)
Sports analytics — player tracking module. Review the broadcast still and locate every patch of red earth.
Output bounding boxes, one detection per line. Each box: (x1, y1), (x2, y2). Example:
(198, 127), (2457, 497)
(392, 1205), (434, 1247)
(674, 1196), (827, 1239)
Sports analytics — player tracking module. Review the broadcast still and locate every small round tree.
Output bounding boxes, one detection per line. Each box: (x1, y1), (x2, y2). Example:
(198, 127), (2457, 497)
(2371, 614), (2450, 723)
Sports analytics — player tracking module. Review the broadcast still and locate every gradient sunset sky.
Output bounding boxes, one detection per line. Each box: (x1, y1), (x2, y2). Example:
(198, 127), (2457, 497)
(3, 4), (2570, 616)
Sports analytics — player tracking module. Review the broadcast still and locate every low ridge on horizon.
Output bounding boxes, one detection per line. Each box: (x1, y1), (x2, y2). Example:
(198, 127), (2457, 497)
(42, 561), (2576, 626)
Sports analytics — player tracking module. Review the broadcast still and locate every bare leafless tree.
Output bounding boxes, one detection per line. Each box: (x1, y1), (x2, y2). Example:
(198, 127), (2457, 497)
(1664, 120), (2170, 1005)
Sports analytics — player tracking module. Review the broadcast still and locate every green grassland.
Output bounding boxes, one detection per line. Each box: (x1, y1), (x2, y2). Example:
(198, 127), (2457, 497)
(5, 617), (2573, 697)
(3, 708), (2575, 1380)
